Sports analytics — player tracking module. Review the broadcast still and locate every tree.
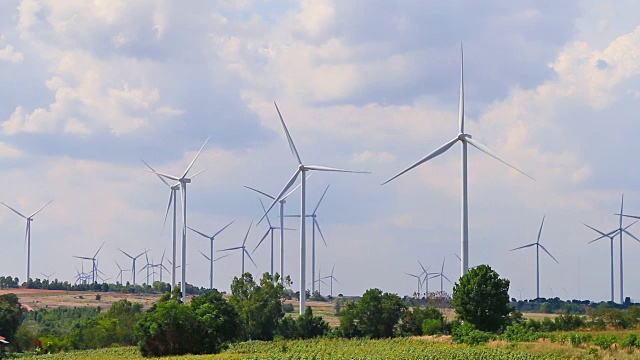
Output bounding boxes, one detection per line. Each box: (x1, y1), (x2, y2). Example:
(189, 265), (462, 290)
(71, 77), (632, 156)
(190, 290), (241, 353)
(401, 306), (444, 335)
(452, 264), (511, 332)
(296, 307), (329, 339)
(229, 272), (289, 341)
(337, 288), (406, 338)
(0, 293), (23, 343)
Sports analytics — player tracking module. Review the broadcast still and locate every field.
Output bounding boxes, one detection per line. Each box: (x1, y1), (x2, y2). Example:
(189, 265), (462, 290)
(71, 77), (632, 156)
(0, 289), (162, 311)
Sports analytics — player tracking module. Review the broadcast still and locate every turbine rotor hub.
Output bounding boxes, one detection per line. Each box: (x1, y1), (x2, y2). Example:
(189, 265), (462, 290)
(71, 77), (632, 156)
(457, 133), (471, 141)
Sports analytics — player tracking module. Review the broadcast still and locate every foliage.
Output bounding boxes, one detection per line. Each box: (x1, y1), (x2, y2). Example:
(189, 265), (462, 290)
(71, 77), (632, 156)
(621, 333), (638, 350)
(593, 334), (617, 350)
(136, 289), (240, 357)
(337, 288), (406, 339)
(452, 265), (511, 332)
(422, 319), (443, 336)
(501, 324), (544, 342)
(295, 307), (330, 339)
(26, 307), (102, 336)
(229, 272), (289, 341)
(0, 293), (23, 343)
(553, 314), (584, 331)
(282, 303), (295, 313)
(401, 306), (444, 335)
(451, 322), (495, 345)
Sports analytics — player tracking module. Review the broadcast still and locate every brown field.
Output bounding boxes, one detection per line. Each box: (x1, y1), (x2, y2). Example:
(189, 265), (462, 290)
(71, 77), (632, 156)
(0, 288), (162, 311)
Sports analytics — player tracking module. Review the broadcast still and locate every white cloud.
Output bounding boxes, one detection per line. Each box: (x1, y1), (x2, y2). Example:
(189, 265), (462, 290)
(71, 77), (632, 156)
(0, 45), (24, 63)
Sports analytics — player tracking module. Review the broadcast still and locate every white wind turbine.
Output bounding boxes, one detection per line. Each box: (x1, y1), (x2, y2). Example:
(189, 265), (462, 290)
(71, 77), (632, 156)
(418, 261), (438, 295)
(199, 251), (229, 288)
(321, 264), (341, 297)
(431, 258), (453, 292)
(219, 222), (257, 275)
(2, 199), (54, 281)
(260, 102), (369, 315)
(142, 160), (180, 291)
(312, 267), (328, 295)
(286, 184), (330, 294)
(118, 248), (148, 290)
(244, 177), (306, 282)
(253, 199), (295, 279)
(613, 195), (640, 303)
(40, 272), (55, 282)
(114, 260), (130, 285)
(404, 272), (423, 296)
(188, 220), (234, 290)
(72, 242), (105, 284)
(510, 216), (558, 299)
(382, 46), (533, 278)
(146, 137), (210, 302)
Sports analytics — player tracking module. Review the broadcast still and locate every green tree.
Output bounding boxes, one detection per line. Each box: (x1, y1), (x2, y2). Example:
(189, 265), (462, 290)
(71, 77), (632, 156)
(452, 264), (511, 332)
(296, 307), (330, 339)
(337, 288), (406, 338)
(402, 306), (444, 335)
(229, 272), (288, 341)
(0, 293), (23, 343)
(190, 290), (241, 354)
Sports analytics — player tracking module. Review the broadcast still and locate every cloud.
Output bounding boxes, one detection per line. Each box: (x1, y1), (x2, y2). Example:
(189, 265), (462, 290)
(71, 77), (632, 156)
(0, 45), (24, 63)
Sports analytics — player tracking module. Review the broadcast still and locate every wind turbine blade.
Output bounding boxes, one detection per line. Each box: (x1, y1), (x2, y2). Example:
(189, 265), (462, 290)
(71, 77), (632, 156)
(538, 244), (559, 264)
(189, 168), (207, 179)
(314, 218), (327, 247)
(537, 216), (545, 244)
(331, 264), (335, 277)
(283, 215), (301, 218)
(73, 256), (93, 261)
(182, 136), (210, 178)
(1, 202), (27, 219)
(382, 137), (459, 185)
(404, 272), (418, 278)
(616, 213), (640, 220)
(583, 223), (607, 237)
(417, 260), (428, 274)
(135, 249), (149, 259)
(259, 198), (273, 227)
(282, 174), (311, 201)
(214, 254), (230, 262)
(466, 137), (535, 180)
(93, 241), (106, 259)
(459, 43), (465, 134)
(30, 199), (54, 218)
(244, 185), (275, 200)
(198, 250), (211, 262)
(259, 169), (301, 224)
(454, 253), (461, 261)
(188, 226), (211, 239)
(305, 165), (369, 174)
(274, 102), (302, 165)
(212, 220), (235, 238)
(313, 184), (330, 215)
(624, 220), (639, 231)
(219, 246), (243, 252)
(622, 229), (640, 243)
(115, 260), (122, 271)
(510, 243), (537, 251)
(441, 258), (445, 274)
(146, 169), (180, 182)
(141, 159), (171, 187)
(242, 221), (253, 247)
(245, 249), (258, 268)
(161, 190), (173, 232)
(443, 274), (454, 284)
(252, 228), (271, 253)
(333, 277), (342, 285)
(118, 248), (134, 259)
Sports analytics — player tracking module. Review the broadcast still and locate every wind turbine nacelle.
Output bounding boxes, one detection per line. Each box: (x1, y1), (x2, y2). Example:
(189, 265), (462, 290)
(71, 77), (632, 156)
(183, 178), (192, 184)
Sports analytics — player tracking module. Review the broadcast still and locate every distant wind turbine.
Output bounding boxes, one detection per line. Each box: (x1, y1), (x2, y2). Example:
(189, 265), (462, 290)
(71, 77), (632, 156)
(613, 194), (640, 303)
(382, 45), (534, 278)
(72, 242), (105, 284)
(118, 248), (148, 290)
(40, 272), (55, 282)
(321, 264), (341, 297)
(2, 199), (54, 281)
(188, 220), (234, 289)
(432, 258), (453, 292)
(259, 102), (369, 315)
(146, 137), (210, 302)
(219, 222), (257, 275)
(253, 199), (294, 279)
(510, 216), (558, 299)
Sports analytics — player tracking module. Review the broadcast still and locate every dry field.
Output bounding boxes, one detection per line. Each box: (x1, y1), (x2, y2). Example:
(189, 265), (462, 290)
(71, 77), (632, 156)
(0, 288), (162, 311)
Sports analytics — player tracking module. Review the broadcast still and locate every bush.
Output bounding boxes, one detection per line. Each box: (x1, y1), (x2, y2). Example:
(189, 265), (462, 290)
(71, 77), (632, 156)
(296, 307), (330, 339)
(337, 288), (406, 339)
(554, 314), (584, 331)
(401, 306), (444, 335)
(282, 303), (295, 313)
(501, 324), (543, 342)
(452, 322), (494, 345)
(422, 319), (442, 335)
(593, 335), (617, 350)
(621, 333), (638, 350)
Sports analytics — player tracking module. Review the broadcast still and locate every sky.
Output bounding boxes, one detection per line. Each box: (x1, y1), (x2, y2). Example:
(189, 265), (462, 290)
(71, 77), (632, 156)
(2, 0), (640, 302)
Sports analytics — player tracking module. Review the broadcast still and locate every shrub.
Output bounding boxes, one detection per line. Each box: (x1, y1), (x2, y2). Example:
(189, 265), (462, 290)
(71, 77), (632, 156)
(452, 322), (494, 346)
(501, 324), (543, 342)
(401, 306), (444, 335)
(282, 303), (295, 313)
(422, 319), (442, 335)
(593, 335), (617, 350)
(621, 333), (638, 350)
(296, 307), (330, 339)
(554, 314), (584, 331)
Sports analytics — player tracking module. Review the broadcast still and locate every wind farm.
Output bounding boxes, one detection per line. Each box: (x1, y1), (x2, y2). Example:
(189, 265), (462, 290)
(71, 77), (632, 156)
(4, 4), (640, 358)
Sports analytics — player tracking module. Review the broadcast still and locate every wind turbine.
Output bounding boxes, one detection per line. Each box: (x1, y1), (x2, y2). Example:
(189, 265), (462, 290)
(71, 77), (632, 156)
(260, 102), (369, 315)
(312, 267), (328, 295)
(146, 137), (210, 302)
(431, 258), (453, 292)
(72, 242), (105, 284)
(612, 195), (640, 303)
(2, 199), (54, 281)
(321, 264), (341, 297)
(219, 222), (257, 275)
(510, 216), (558, 299)
(405, 272), (423, 296)
(188, 220), (234, 289)
(382, 46), (534, 278)
(142, 160), (180, 291)
(583, 223), (622, 302)
(114, 260), (130, 285)
(286, 184), (330, 294)
(244, 178), (306, 282)
(199, 251), (230, 289)
(253, 199), (295, 279)
(118, 248), (147, 290)
(40, 272), (55, 282)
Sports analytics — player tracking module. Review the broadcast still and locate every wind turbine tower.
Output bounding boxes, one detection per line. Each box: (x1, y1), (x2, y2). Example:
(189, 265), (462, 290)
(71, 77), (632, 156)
(188, 220), (234, 289)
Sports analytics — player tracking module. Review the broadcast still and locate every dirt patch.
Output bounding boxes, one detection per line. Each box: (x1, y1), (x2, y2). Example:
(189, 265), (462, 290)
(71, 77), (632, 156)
(0, 289), (162, 311)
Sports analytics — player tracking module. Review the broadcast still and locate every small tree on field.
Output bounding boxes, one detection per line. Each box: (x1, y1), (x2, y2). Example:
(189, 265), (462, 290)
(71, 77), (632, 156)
(337, 288), (406, 338)
(452, 264), (511, 332)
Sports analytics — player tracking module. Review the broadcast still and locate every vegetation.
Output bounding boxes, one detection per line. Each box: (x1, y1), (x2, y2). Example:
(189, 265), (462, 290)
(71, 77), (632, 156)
(0, 293), (22, 343)
(337, 288), (406, 338)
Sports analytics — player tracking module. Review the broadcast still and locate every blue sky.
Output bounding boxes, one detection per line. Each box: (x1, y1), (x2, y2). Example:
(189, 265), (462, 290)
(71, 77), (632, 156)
(2, 0), (640, 302)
